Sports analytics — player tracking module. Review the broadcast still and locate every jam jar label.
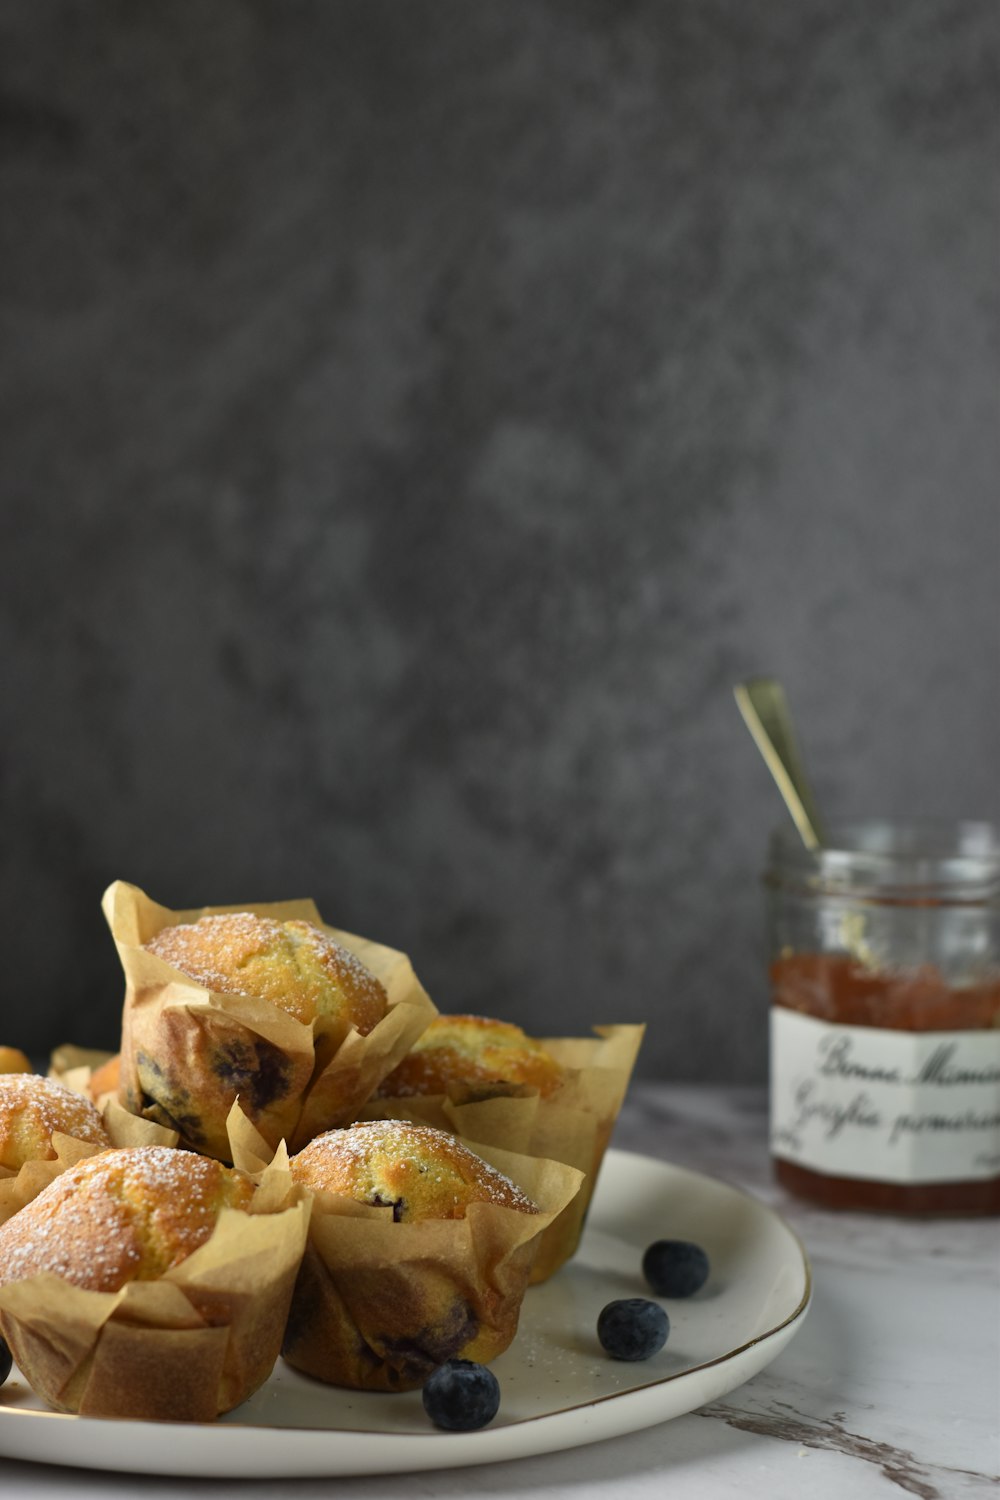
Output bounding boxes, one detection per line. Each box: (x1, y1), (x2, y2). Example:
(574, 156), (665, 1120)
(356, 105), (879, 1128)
(770, 1008), (1000, 1183)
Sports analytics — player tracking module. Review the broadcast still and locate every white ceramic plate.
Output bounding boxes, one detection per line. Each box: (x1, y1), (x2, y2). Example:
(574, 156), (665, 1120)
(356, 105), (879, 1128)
(0, 1149), (810, 1477)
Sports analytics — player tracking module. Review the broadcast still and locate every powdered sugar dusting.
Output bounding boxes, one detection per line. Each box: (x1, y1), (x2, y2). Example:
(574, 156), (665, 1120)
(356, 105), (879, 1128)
(377, 1014), (564, 1099)
(292, 1121), (539, 1215)
(146, 913), (283, 993)
(0, 1074), (109, 1166)
(0, 1145), (252, 1292)
(145, 913), (387, 1033)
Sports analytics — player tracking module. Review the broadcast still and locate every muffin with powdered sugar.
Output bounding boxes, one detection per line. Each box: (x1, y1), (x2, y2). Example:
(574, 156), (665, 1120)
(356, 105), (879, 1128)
(0, 1142), (309, 1420)
(103, 880), (437, 1161)
(282, 1119), (582, 1391)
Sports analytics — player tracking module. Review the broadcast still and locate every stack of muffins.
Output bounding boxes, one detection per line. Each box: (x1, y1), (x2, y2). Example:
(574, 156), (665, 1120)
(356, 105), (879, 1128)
(0, 879), (642, 1420)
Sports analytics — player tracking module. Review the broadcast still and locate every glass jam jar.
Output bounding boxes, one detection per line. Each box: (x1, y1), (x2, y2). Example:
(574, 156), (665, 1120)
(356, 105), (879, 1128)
(766, 820), (1000, 1214)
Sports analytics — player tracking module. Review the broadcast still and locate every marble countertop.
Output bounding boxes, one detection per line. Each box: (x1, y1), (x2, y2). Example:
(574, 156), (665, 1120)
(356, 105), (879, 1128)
(1, 1084), (996, 1500)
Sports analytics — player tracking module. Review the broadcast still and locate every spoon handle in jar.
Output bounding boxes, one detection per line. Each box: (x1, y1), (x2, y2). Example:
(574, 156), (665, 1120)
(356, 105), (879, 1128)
(734, 677), (828, 850)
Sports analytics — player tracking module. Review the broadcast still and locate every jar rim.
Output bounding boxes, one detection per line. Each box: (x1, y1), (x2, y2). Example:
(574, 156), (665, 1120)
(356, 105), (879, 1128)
(767, 818), (1000, 899)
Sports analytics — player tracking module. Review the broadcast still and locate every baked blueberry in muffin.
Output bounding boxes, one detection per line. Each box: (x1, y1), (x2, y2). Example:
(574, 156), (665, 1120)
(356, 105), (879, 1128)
(290, 1119), (540, 1221)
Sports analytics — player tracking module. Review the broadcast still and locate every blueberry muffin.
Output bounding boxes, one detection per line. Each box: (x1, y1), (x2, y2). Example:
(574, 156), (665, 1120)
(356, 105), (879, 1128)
(0, 1073), (110, 1173)
(369, 1023), (646, 1285)
(107, 882), (437, 1162)
(0, 1144), (309, 1420)
(377, 1014), (565, 1102)
(136, 910), (388, 1154)
(0, 1146), (254, 1292)
(282, 1120), (578, 1392)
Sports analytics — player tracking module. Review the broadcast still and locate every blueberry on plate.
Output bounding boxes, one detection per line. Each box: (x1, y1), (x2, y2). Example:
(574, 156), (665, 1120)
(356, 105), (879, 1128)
(642, 1239), (710, 1298)
(422, 1359), (501, 1431)
(0, 1338), (11, 1387)
(597, 1298), (669, 1361)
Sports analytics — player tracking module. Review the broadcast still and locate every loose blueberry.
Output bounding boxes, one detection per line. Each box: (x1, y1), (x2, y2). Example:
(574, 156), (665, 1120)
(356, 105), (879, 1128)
(422, 1359), (501, 1431)
(642, 1239), (710, 1298)
(0, 1338), (11, 1386)
(597, 1298), (669, 1361)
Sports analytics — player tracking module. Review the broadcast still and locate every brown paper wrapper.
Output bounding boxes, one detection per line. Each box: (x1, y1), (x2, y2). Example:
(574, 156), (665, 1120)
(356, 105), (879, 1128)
(364, 1023), (645, 1283)
(0, 1106), (310, 1420)
(271, 1132), (584, 1393)
(0, 1133), (102, 1227)
(49, 1044), (116, 1082)
(48, 1045), (121, 1106)
(102, 880), (438, 1160)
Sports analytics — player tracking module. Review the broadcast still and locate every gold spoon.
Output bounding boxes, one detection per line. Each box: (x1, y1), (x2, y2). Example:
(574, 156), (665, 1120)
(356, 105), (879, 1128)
(733, 677), (827, 850)
(734, 679), (878, 963)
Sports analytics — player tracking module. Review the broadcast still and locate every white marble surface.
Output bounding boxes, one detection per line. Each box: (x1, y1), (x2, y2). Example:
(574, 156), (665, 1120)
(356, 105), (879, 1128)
(0, 1084), (997, 1500)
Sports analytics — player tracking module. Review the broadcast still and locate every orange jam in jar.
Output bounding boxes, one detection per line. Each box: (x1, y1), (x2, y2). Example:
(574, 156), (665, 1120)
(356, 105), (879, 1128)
(766, 821), (1000, 1214)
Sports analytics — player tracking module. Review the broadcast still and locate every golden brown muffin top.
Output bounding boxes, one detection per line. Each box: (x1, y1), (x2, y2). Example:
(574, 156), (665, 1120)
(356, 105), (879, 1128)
(0, 1073), (111, 1172)
(0, 1145), (254, 1292)
(145, 913), (388, 1032)
(377, 1014), (565, 1100)
(289, 1121), (539, 1221)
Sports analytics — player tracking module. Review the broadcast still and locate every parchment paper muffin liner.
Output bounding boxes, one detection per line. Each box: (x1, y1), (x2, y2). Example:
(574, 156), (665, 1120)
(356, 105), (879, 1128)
(0, 1090), (179, 1226)
(102, 880), (438, 1161)
(229, 1109), (584, 1393)
(0, 1104), (310, 1421)
(48, 1044), (121, 1106)
(362, 1023), (645, 1283)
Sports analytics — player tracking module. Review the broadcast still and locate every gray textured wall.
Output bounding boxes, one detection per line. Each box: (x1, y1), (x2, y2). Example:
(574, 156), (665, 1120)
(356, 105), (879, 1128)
(1, 1), (997, 1079)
